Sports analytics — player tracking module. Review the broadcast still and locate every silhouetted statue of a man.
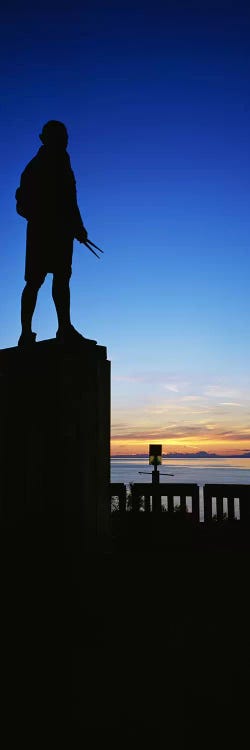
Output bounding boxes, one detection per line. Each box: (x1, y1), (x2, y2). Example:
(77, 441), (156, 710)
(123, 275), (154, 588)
(16, 120), (89, 346)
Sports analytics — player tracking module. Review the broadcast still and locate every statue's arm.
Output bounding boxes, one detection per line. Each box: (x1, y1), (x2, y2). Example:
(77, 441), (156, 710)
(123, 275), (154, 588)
(67, 158), (89, 242)
(74, 204), (88, 242)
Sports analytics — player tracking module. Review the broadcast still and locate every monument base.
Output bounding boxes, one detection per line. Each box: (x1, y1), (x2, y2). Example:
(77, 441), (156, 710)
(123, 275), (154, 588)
(0, 337), (111, 554)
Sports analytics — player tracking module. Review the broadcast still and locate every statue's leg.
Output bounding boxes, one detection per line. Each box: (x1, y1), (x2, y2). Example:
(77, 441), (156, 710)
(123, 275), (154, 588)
(18, 276), (45, 346)
(52, 271), (91, 343)
(21, 282), (39, 332)
(52, 271), (71, 328)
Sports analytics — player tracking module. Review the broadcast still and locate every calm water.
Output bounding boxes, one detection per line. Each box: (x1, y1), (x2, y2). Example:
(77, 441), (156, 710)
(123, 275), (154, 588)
(111, 458), (250, 519)
(111, 457), (250, 487)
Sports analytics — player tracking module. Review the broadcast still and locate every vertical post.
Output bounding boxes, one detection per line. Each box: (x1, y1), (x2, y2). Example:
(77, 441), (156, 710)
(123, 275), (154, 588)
(167, 494), (174, 514)
(152, 457), (160, 484)
(180, 493), (186, 515)
(203, 487), (213, 523)
(192, 486), (200, 523)
(131, 485), (140, 513)
(152, 457), (161, 511)
(239, 495), (250, 523)
(152, 490), (161, 513)
(227, 496), (235, 521)
(119, 485), (127, 513)
(216, 495), (224, 522)
(144, 494), (151, 513)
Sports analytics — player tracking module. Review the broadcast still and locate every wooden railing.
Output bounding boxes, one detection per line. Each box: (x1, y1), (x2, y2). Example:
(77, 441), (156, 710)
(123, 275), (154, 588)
(110, 482), (127, 513)
(203, 484), (250, 523)
(110, 482), (250, 523)
(130, 482), (200, 520)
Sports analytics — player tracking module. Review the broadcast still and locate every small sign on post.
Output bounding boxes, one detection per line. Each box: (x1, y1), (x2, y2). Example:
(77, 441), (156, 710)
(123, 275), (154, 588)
(149, 444), (162, 485)
(138, 444), (174, 482)
(149, 444), (162, 465)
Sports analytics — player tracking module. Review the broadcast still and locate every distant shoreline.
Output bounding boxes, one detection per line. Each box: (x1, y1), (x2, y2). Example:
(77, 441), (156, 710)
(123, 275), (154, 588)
(111, 453), (250, 459)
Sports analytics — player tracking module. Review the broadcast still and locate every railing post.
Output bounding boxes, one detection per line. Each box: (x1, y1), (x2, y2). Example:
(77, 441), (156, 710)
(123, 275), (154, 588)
(119, 485), (127, 513)
(144, 494), (150, 513)
(192, 486), (200, 523)
(131, 485), (140, 513)
(203, 487), (213, 523)
(239, 496), (250, 523)
(152, 490), (161, 513)
(227, 496), (235, 521)
(180, 493), (186, 515)
(167, 494), (174, 514)
(216, 495), (224, 522)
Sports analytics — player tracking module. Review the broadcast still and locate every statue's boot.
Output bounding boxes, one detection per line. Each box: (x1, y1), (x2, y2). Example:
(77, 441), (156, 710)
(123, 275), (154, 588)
(18, 331), (37, 347)
(56, 323), (96, 345)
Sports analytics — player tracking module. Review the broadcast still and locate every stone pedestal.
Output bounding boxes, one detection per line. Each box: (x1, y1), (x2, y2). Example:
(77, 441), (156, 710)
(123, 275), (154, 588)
(0, 338), (110, 551)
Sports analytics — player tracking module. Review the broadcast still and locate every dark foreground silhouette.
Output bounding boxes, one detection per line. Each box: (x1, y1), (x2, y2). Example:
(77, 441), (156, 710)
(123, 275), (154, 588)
(1, 509), (250, 739)
(16, 120), (91, 347)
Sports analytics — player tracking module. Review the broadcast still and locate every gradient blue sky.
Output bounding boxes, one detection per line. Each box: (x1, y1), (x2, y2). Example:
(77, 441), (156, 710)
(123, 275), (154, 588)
(1, 1), (250, 453)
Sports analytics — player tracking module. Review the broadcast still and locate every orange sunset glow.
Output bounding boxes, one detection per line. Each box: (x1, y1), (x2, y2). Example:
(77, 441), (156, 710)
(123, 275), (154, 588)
(111, 435), (250, 457)
(111, 378), (250, 456)
(111, 436), (250, 456)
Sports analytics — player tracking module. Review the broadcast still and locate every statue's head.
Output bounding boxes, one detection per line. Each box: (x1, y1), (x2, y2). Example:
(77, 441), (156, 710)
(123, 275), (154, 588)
(39, 120), (68, 150)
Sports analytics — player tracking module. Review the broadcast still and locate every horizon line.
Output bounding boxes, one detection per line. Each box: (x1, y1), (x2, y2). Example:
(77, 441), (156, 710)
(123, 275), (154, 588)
(111, 450), (250, 458)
